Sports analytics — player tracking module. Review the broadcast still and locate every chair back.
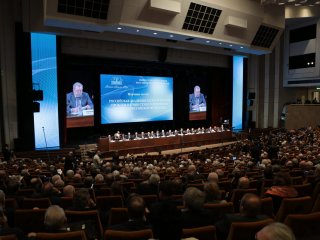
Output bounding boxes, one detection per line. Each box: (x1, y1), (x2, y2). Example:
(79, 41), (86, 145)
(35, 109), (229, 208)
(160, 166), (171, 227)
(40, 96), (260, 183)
(260, 197), (274, 218)
(226, 218), (274, 240)
(312, 194), (320, 212)
(65, 210), (103, 240)
(96, 196), (123, 212)
(312, 182), (320, 203)
(293, 183), (313, 197)
(275, 196), (313, 222)
(104, 229), (153, 240)
(284, 212), (320, 238)
(14, 209), (46, 233)
(108, 208), (128, 226)
(182, 225), (217, 240)
(21, 198), (51, 209)
(59, 197), (73, 209)
(0, 235), (18, 240)
(33, 230), (87, 240)
(203, 202), (234, 219)
(141, 195), (158, 208)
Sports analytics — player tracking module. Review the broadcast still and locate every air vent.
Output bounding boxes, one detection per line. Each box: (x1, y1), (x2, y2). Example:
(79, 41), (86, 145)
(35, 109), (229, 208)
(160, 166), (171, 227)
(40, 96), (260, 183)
(251, 25), (279, 48)
(57, 0), (109, 20)
(182, 2), (222, 35)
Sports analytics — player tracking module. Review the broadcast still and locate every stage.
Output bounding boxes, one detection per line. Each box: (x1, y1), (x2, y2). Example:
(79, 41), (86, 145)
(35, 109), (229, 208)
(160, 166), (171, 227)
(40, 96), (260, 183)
(98, 131), (234, 155)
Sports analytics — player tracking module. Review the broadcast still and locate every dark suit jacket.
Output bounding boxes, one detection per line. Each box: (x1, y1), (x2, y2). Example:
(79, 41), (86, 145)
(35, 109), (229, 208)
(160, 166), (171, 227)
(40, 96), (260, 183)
(181, 208), (214, 229)
(66, 92), (93, 114)
(149, 199), (182, 240)
(189, 93), (206, 112)
(109, 219), (151, 231)
(216, 214), (269, 240)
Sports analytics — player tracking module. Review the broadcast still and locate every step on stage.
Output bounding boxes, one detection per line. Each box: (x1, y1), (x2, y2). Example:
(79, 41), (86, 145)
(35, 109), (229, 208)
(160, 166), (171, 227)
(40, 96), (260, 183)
(98, 131), (234, 155)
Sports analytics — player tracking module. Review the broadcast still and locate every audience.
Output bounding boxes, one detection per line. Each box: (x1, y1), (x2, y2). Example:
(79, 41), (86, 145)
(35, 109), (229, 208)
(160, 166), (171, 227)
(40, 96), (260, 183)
(4, 127), (320, 239)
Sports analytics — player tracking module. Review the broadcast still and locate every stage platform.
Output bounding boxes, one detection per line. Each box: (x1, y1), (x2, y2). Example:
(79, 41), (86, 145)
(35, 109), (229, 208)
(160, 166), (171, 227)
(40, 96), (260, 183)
(98, 131), (234, 155)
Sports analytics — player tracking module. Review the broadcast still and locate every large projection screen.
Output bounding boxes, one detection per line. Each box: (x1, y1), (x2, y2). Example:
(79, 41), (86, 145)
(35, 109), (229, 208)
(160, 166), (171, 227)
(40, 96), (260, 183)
(100, 74), (173, 124)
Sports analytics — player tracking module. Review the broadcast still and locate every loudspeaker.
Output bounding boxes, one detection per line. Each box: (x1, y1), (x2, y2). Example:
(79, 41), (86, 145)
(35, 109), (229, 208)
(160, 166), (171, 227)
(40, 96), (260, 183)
(158, 47), (168, 62)
(32, 90), (43, 101)
(248, 92), (255, 100)
(32, 102), (40, 112)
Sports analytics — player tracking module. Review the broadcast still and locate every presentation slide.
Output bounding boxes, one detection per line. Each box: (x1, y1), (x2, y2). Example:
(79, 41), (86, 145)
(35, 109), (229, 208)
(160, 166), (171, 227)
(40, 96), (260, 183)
(100, 74), (173, 124)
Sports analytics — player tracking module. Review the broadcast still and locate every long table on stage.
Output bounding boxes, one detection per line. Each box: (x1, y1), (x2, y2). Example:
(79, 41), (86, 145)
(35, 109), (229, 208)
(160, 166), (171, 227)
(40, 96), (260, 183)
(98, 131), (233, 154)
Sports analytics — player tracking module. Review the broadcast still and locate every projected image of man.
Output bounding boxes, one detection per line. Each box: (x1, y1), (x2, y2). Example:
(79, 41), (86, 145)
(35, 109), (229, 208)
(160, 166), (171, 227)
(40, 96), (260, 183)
(66, 82), (93, 115)
(189, 85), (206, 112)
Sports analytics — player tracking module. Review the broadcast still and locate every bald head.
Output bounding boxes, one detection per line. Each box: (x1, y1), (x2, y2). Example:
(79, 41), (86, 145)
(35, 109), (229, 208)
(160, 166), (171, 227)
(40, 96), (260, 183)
(240, 193), (261, 217)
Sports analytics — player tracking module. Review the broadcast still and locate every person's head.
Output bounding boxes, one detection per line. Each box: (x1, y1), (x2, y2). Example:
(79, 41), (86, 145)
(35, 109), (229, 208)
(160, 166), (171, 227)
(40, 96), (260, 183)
(63, 185), (75, 198)
(207, 172), (219, 183)
(194, 85), (201, 97)
(73, 82), (83, 98)
(127, 195), (146, 220)
(203, 182), (221, 202)
(149, 174), (160, 185)
(239, 193), (261, 217)
(95, 174), (104, 184)
(72, 188), (91, 209)
(238, 177), (250, 189)
(44, 205), (66, 230)
(183, 187), (205, 210)
(256, 222), (296, 240)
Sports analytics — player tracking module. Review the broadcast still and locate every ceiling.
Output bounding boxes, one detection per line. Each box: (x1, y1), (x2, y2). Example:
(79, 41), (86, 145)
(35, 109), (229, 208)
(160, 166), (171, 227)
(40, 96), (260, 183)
(22, 0), (319, 56)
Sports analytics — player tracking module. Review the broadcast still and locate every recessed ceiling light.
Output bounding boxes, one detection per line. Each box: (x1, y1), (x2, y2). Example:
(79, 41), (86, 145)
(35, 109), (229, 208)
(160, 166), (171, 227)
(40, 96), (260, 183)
(136, 29), (140, 32)
(153, 32), (158, 35)
(240, 46), (244, 49)
(288, 0), (296, 2)
(229, 44), (233, 47)
(219, 42), (222, 45)
(295, 3), (301, 6)
(206, 40), (210, 43)
(316, 1), (320, 4)
(169, 34), (174, 38)
(278, 2), (285, 5)
(117, 27), (122, 30)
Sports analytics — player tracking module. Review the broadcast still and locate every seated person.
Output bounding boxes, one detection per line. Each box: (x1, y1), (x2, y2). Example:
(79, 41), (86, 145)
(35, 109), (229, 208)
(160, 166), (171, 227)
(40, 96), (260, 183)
(69, 188), (96, 211)
(181, 187), (213, 228)
(203, 182), (226, 204)
(109, 195), (151, 231)
(0, 206), (25, 240)
(66, 82), (93, 115)
(189, 85), (206, 112)
(149, 181), (182, 240)
(264, 172), (298, 214)
(216, 193), (268, 240)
